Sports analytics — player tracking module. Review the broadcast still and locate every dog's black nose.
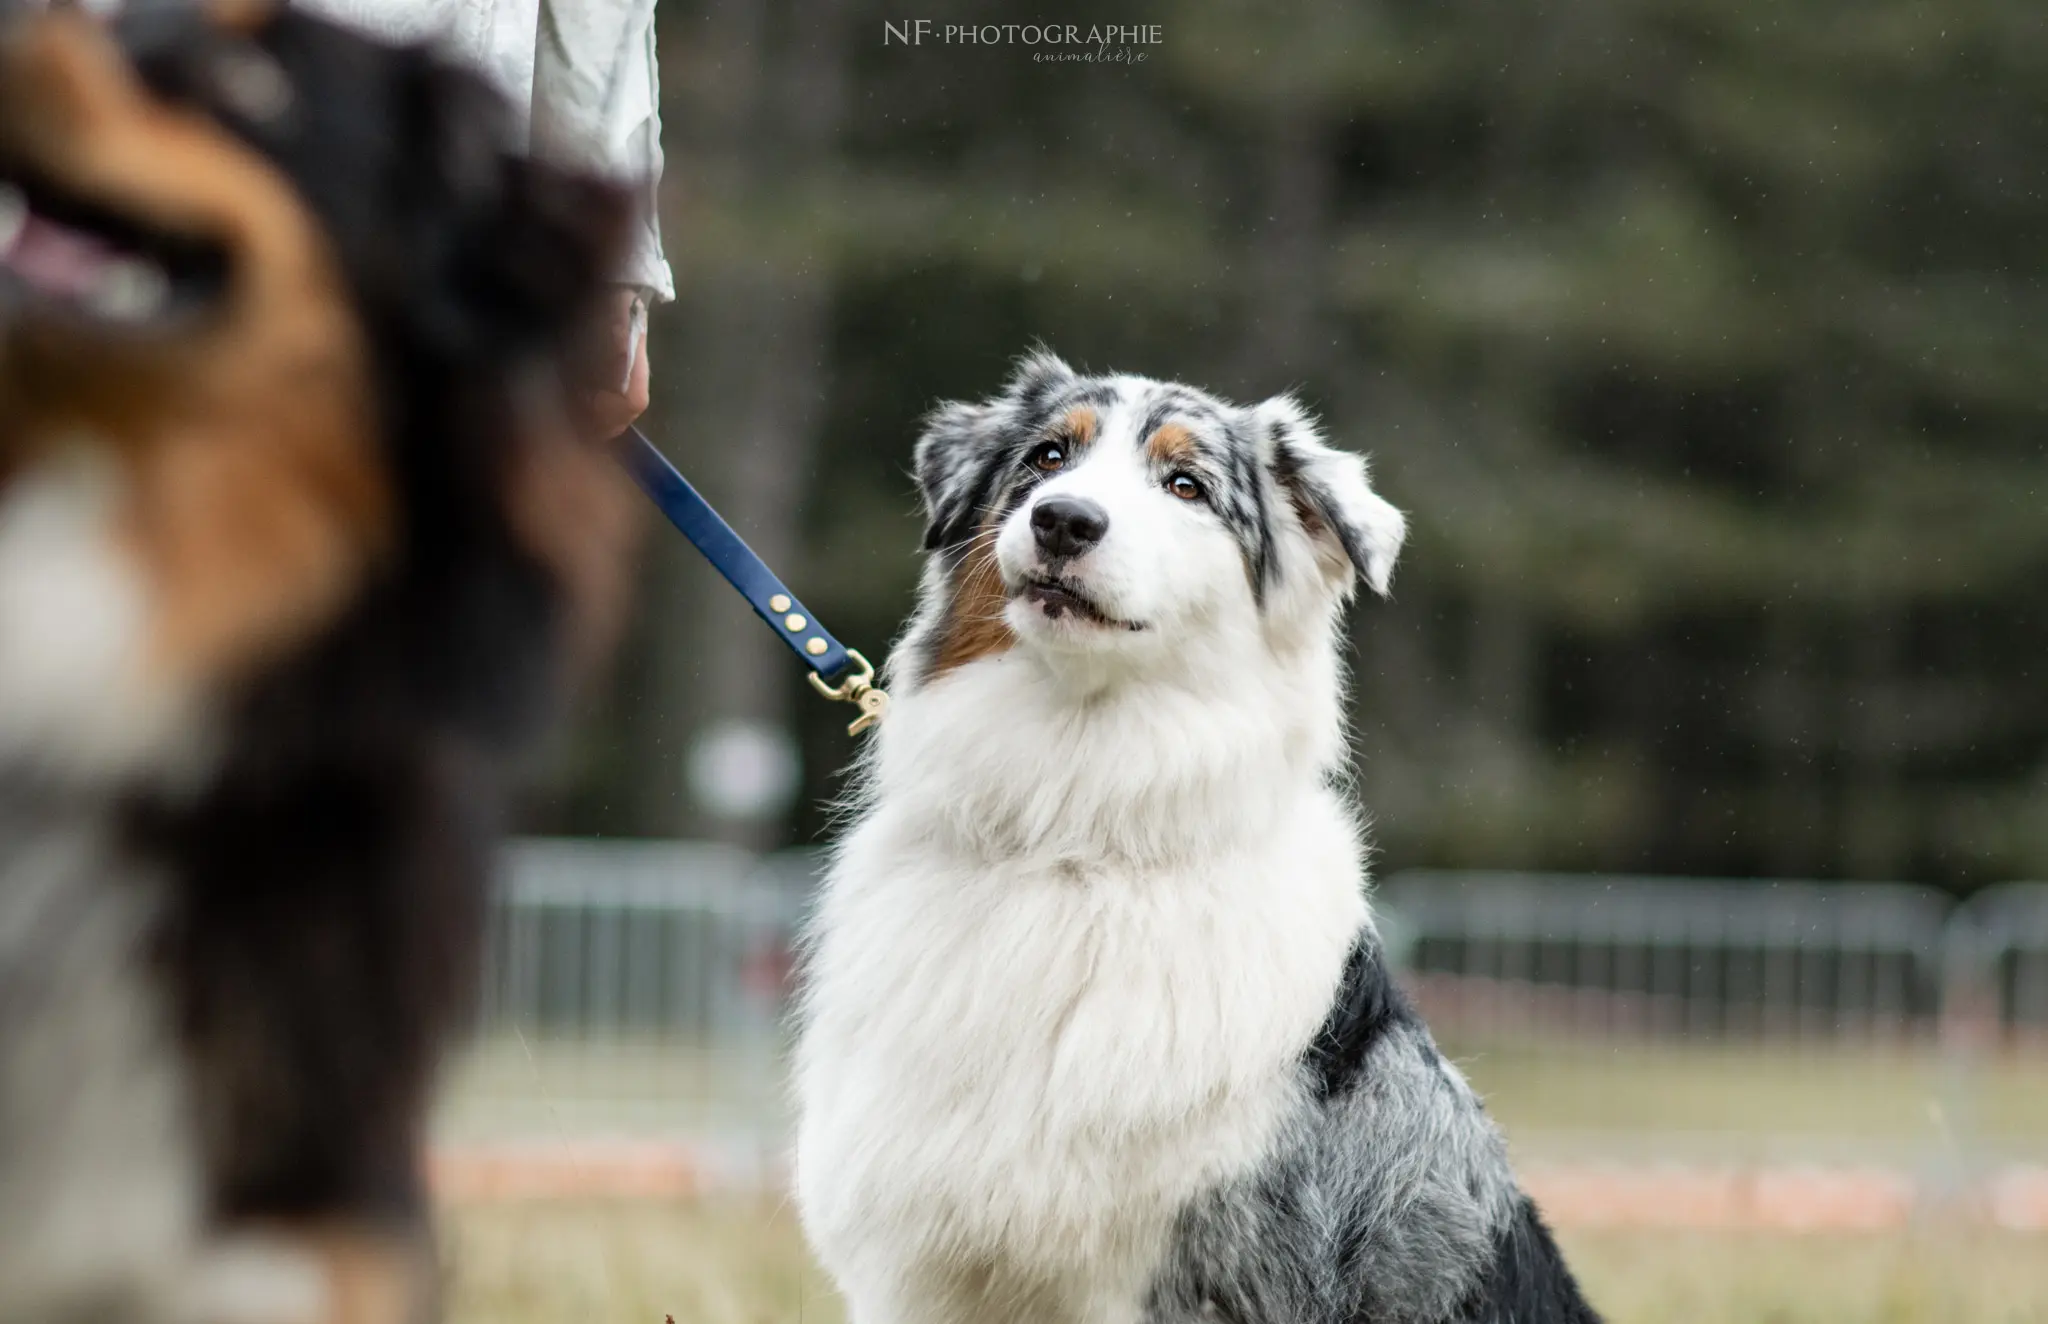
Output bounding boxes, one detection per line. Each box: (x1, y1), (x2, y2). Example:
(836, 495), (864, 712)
(1031, 495), (1109, 560)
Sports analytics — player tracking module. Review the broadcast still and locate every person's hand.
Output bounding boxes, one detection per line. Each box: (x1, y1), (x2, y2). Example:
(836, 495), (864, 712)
(575, 286), (651, 442)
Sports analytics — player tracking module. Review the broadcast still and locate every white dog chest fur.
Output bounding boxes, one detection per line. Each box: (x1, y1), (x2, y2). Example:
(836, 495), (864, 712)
(796, 764), (1365, 1321)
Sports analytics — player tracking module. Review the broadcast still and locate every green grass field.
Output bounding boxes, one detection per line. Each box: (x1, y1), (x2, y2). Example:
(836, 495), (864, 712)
(439, 1034), (2048, 1162)
(1442, 1039), (2048, 1161)
(443, 1198), (2048, 1324)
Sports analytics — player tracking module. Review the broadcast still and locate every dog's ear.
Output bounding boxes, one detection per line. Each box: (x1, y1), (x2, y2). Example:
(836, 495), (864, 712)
(1256, 395), (1406, 598)
(913, 400), (1004, 551)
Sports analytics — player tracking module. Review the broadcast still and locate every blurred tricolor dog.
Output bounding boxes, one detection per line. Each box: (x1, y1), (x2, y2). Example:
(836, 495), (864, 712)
(795, 353), (1601, 1323)
(0, 3), (634, 1321)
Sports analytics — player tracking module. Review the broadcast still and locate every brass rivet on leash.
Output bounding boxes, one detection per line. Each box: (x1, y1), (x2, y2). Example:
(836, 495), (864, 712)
(785, 613), (808, 632)
(806, 638), (828, 656)
(770, 594), (792, 612)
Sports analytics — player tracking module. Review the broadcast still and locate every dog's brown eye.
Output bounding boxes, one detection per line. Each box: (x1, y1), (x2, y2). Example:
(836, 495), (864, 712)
(1029, 442), (1068, 473)
(1167, 474), (1205, 502)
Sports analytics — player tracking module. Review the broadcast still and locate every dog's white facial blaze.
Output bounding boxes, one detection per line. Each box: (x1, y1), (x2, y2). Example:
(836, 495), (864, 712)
(993, 400), (1252, 659)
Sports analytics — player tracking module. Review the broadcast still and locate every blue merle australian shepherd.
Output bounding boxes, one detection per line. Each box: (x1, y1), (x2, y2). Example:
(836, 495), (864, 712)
(795, 352), (1601, 1324)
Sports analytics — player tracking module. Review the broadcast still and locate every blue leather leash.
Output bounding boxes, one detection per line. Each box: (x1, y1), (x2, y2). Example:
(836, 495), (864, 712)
(616, 426), (888, 735)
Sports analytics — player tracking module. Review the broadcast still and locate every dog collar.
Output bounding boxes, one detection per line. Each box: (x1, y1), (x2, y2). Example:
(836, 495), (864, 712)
(617, 427), (888, 735)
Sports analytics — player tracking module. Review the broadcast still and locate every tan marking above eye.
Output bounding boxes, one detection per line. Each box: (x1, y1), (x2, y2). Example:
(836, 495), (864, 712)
(1147, 421), (1197, 465)
(1058, 406), (1098, 447)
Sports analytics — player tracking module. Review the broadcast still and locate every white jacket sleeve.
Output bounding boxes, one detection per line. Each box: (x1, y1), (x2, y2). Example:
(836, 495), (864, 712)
(532, 0), (674, 302)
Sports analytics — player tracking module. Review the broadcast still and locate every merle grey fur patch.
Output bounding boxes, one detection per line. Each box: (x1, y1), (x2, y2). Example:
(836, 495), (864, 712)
(1146, 928), (1597, 1324)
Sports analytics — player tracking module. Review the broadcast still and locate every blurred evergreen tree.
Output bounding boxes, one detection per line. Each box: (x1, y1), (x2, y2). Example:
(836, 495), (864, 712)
(534, 0), (2048, 893)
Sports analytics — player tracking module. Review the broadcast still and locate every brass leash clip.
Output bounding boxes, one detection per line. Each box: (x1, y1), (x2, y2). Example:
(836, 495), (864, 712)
(807, 649), (889, 736)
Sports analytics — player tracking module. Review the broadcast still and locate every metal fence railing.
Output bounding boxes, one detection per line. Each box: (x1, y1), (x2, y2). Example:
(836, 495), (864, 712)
(1947, 883), (2048, 1041)
(1375, 872), (1954, 1043)
(437, 842), (2048, 1165)
(437, 839), (810, 1145)
(480, 838), (801, 1041)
